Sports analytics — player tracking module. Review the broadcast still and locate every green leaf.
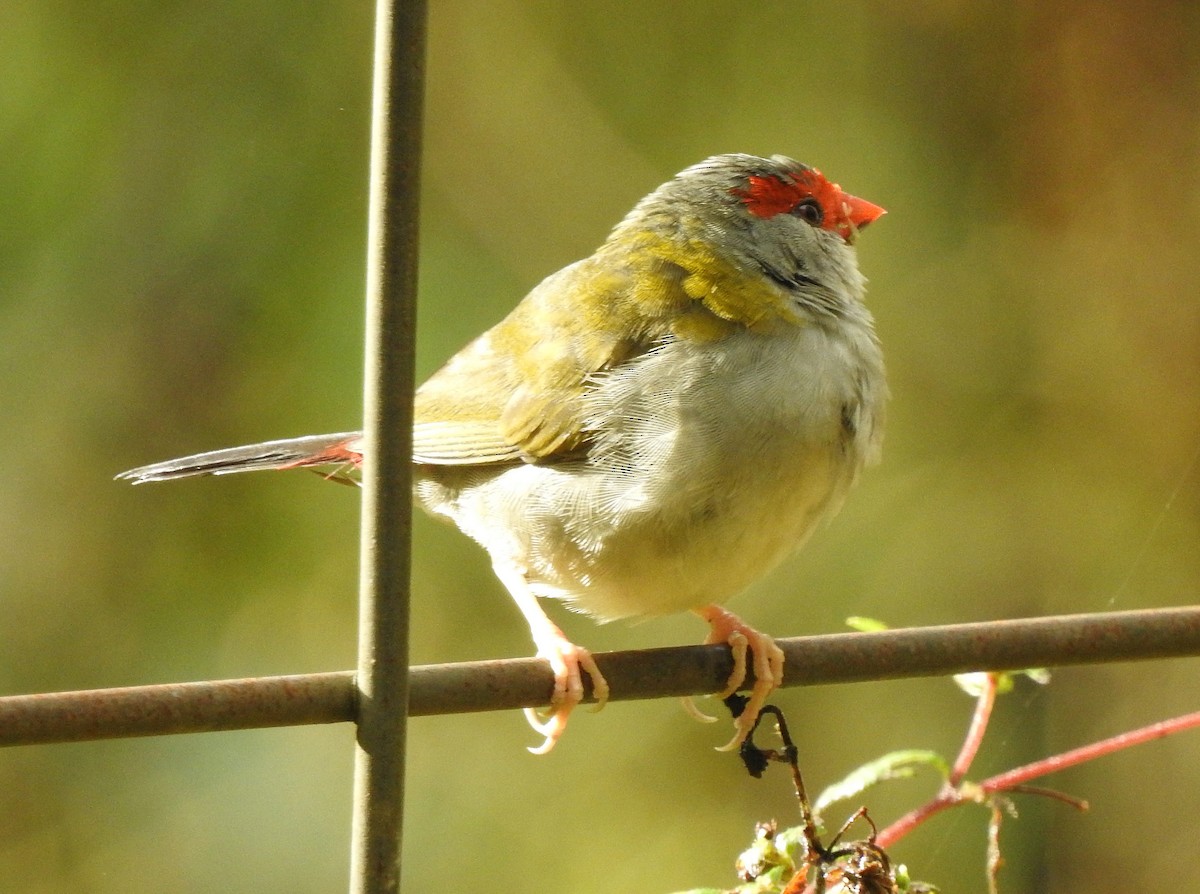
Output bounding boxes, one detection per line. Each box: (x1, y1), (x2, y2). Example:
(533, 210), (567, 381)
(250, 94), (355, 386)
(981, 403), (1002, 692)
(953, 671), (997, 697)
(845, 616), (890, 632)
(954, 668), (1051, 697)
(814, 749), (950, 818)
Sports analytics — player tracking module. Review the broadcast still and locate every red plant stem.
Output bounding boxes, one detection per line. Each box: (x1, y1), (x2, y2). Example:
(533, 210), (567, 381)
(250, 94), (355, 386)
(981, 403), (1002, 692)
(876, 708), (1200, 849)
(877, 676), (997, 847)
(950, 674), (998, 786)
(980, 708), (1200, 794)
(875, 795), (957, 849)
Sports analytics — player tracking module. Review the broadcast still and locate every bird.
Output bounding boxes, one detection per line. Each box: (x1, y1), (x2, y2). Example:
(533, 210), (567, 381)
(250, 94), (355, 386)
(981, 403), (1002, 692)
(118, 153), (887, 754)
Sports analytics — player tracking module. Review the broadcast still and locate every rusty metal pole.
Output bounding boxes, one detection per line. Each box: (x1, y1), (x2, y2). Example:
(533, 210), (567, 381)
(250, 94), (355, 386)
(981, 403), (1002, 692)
(349, 1), (426, 892)
(0, 607), (1197, 747)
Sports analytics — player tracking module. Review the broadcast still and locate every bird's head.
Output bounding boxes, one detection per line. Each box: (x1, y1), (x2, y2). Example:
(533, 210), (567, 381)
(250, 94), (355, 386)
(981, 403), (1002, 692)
(612, 154), (885, 328)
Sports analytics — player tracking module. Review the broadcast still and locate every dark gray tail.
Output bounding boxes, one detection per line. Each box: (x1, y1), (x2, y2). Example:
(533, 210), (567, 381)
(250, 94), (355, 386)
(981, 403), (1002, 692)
(116, 432), (363, 483)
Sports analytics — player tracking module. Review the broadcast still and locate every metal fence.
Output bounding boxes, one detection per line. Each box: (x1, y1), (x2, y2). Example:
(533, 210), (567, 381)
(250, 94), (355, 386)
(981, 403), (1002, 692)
(2, 3), (1199, 892)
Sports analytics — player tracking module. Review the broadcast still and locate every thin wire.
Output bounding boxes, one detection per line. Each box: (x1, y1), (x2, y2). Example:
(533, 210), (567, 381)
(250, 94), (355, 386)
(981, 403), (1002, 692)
(1105, 437), (1200, 609)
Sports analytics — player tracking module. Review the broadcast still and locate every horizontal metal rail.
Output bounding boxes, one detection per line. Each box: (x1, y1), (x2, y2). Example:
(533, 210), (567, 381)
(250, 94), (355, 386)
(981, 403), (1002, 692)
(0, 606), (1196, 747)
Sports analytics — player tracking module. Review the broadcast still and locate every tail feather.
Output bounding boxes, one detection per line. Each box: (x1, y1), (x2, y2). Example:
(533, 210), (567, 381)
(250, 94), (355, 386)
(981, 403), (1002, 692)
(116, 432), (363, 484)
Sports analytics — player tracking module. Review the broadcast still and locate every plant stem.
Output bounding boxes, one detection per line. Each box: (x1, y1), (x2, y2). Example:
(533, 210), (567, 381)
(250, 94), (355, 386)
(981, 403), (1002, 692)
(950, 674), (998, 785)
(980, 709), (1200, 794)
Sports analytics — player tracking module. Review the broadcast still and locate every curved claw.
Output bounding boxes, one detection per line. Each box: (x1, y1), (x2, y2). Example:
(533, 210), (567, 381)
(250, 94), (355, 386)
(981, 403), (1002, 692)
(524, 707), (567, 755)
(694, 605), (786, 751)
(680, 696), (719, 724)
(522, 632), (609, 754)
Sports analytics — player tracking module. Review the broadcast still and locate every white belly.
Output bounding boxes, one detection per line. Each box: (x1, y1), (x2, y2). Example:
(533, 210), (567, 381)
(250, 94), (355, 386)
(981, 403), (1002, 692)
(416, 322), (884, 621)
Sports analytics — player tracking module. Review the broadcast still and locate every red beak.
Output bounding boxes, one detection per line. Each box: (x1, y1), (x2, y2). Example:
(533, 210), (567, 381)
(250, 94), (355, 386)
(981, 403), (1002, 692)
(832, 190), (885, 243)
(842, 193), (886, 229)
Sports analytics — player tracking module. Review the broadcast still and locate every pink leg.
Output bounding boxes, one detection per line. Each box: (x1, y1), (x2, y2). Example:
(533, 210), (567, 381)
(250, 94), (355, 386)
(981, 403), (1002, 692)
(694, 604), (785, 751)
(492, 561), (610, 754)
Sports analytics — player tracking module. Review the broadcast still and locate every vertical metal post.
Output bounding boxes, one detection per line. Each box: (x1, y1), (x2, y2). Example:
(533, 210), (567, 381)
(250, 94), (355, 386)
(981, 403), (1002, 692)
(349, 0), (425, 892)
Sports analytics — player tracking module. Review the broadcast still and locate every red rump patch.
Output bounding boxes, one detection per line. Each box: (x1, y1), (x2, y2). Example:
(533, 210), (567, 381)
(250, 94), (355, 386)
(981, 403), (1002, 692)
(280, 439), (363, 470)
(734, 167), (885, 241)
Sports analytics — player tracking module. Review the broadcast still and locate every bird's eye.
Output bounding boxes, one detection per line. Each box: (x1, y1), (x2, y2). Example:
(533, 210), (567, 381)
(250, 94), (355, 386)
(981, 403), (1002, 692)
(792, 198), (823, 226)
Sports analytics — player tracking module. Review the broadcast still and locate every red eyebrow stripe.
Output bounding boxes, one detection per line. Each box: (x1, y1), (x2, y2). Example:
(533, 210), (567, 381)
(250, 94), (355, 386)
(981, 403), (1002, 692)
(737, 173), (809, 219)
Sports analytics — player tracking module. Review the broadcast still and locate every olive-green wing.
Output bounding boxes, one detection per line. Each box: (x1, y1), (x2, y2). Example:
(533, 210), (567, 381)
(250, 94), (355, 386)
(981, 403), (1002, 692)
(412, 259), (657, 466)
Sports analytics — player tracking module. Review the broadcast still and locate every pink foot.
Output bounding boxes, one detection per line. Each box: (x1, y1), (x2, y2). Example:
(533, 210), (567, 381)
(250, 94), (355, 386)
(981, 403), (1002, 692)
(523, 624), (609, 755)
(694, 605), (785, 751)
(490, 559), (610, 753)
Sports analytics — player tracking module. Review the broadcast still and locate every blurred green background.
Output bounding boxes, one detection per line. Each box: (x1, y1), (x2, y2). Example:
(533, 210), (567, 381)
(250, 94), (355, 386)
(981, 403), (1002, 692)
(1, 2), (1197, 892)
